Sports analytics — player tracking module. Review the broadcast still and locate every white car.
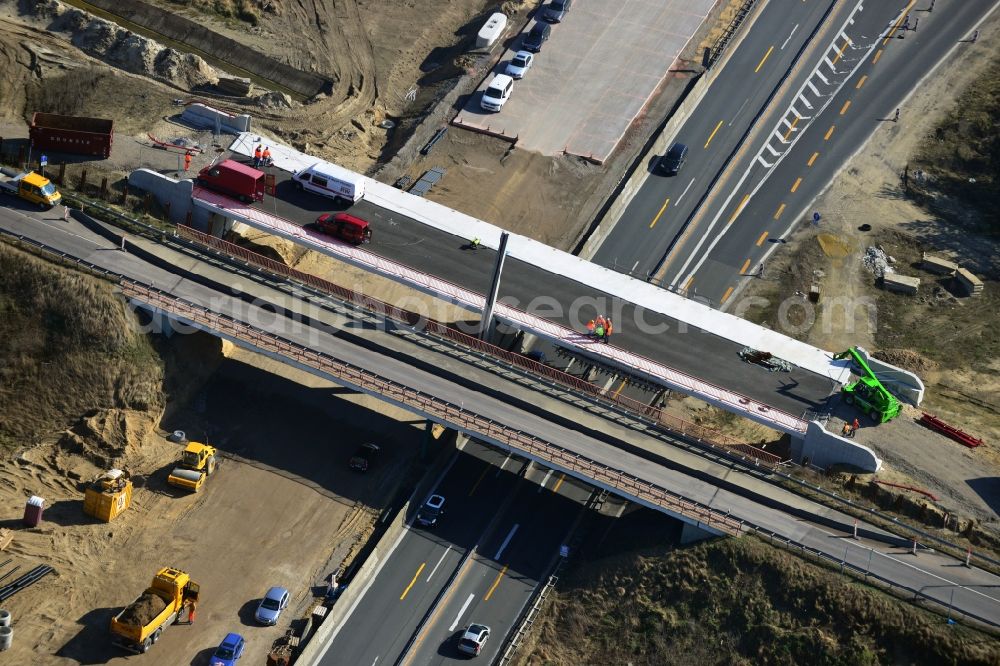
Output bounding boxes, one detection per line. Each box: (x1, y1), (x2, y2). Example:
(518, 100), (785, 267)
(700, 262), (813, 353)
(457, 623), (491, 656)
(505, 51), (534, 79)
(480, 74), (514, 112)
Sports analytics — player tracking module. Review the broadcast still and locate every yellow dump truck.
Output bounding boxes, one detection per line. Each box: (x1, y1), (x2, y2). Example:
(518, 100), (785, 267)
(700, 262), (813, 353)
(167, 441), (218, 492)
(83, 469), (133, 522)
(0, 169), (62, 208)
(111, 567), (199, 653)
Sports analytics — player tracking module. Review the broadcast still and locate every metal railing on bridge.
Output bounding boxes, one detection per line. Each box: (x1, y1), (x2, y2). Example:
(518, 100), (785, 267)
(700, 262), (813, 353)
(122, 280), (745, 536)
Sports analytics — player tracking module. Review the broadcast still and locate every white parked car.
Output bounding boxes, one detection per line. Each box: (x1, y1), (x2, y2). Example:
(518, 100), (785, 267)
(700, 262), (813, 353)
(505, 51), (534, 79)
(480, 74), (514, 112)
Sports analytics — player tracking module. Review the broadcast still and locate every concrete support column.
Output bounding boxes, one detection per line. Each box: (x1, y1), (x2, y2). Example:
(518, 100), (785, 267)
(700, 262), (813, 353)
(680, 521), (714, 545)
(479, 232), (509, 342)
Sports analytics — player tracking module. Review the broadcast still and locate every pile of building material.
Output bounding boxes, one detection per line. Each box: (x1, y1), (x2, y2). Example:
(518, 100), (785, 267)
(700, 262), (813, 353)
(217, 77), (253, 96)
(920, 253), (983, 298)
(0, 530), (11, 552)
(863, 246), (894, 277)
(921, 252), (958, 275)
(956, 267), (983, 297)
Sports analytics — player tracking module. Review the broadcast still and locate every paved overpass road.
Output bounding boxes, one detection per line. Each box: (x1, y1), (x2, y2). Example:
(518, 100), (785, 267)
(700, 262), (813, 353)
(5, 207), (1000, 628)
(670, 0), (998, 303)
(592, 0), (836, 279)
(252, 172), (838, 418)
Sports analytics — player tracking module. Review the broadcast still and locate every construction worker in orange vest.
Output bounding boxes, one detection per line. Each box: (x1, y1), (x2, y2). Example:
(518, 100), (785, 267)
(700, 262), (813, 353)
(586, 319), (595, 336)
(183, 151), (192, 172)
(253, 145), (262, 167)
(595, 314), (606, 331)
(262, 146), (272, 167)
(604, 318), (613, 343)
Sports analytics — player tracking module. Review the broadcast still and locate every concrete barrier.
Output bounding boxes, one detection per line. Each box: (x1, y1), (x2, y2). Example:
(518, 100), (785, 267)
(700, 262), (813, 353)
(126, 169), (199, 225)
(796, 421), (881, 472)
(181, 103), (252, 135)
(296, 432), (464, 665)
(853, 346), (924, 407)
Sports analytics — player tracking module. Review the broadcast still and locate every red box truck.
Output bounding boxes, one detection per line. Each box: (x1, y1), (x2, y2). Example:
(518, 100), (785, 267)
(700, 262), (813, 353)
(196, 159), (265, 203)
(30, 112), (114, 159)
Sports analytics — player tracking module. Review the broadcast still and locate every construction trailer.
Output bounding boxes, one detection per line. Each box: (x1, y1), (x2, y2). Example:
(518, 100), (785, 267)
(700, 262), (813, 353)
(30, 112), (114, 159)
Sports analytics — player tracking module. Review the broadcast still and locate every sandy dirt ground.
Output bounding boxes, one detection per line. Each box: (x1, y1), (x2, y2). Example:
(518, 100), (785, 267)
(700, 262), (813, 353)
(737, 10), (1000, 533)
(0, 336), (422, 664)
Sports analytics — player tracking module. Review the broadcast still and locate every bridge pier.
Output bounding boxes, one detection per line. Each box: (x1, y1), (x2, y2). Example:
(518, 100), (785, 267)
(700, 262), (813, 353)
(679, 521), (716, 545)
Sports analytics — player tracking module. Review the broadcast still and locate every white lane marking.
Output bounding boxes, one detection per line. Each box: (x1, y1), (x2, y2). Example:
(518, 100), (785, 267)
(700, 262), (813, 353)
(781, 24), (799, 50)
(675, 177), (696, 204)
(537, 470), (553, 493)
(494, 524), (520, 560)
(495, 453), (511, 478)
(427, 546), (452, 582)
(448, 593), (476, 631)
(729, 98), (750, 125)
(371, 658), (379, 665)
(631, 260), (639, 271)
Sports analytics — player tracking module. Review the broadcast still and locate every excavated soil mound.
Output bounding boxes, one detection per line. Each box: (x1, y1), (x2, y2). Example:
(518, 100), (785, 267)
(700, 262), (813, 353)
(872, 348), (939, 374)
(117, 591), (167, 626)
(37, 0), (219, 90)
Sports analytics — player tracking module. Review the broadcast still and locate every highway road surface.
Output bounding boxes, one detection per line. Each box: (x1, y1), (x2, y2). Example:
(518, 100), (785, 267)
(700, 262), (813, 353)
(592, 0), (837, 281)
(315, 441), (589, 666)
(4, 204), (1000, 629)
(673, 0), (999, 305)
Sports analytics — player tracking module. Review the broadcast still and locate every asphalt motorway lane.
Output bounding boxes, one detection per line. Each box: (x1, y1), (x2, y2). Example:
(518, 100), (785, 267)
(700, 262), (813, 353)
(591, 0), (837, 279)
(673, 0), (998, 304)
(316, 444), (520, 666)
(400, 463), (592, 665)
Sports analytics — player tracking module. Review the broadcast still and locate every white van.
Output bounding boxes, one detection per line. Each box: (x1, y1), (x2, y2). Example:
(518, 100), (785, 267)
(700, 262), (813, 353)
(293, 161), (366, 205)
(480, 74), (514, 112)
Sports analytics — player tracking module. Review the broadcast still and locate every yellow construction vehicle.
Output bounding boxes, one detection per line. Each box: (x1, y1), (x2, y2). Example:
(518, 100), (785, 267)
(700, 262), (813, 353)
(111, 566), (199, 653)
(167, 441), (218, 492)
(83, 469), (133, 522)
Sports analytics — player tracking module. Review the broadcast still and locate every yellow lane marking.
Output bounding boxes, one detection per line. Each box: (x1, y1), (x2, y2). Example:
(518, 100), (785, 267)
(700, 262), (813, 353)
(855, 75), (868, 89)
(831, 41), (848, 65)
(484, 565), (508, 601)
(773, 203), (786, 220)
(782, 115), (799, 141)
(468, 463), (491, 496)
(684, 276), (694, 291)
(740, 259), (751, 275)
(721, 286), (734, 304)
(790, 177), (802, 193)
(552, 473), (566, 494)
(649, 197), (670, 229)
(756, 231), (768, 246)
(883, 1), (917, 45)
(824, 125), (835, 141)
(807, 152), (819, 167)
(839, 100), (851, 115)
(728, 193), (750, 224)
(704, 120), (724, 148)
(872, 48), (883, 64)
(400, 562), (426, 600)
(754, 46), (774, 73)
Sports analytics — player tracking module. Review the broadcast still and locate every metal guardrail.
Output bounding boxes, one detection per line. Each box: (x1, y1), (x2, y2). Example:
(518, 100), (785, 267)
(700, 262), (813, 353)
(745, 525), (999, 629)
(708, 0), (761, 69)
(122, 280), (745, 536)
(496, 563), (564, 666)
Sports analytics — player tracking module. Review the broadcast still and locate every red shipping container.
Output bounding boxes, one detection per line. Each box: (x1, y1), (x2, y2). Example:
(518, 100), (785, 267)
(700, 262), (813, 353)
(30, 112), (114, 159)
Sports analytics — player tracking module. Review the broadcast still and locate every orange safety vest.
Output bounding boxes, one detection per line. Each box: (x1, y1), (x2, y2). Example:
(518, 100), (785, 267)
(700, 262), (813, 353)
(262, 149), (271, 159)
(586, 320), (595, 333)
(254, 147), (262, 158)
(605, 321), (613, 335)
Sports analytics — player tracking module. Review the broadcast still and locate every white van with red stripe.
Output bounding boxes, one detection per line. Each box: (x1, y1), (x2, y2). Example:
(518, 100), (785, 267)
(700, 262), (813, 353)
(293, 161), (365, 206)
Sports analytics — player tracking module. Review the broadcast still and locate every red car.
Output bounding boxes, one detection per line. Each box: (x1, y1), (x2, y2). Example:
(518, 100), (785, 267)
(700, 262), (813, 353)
(315, 212), (372, 244)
